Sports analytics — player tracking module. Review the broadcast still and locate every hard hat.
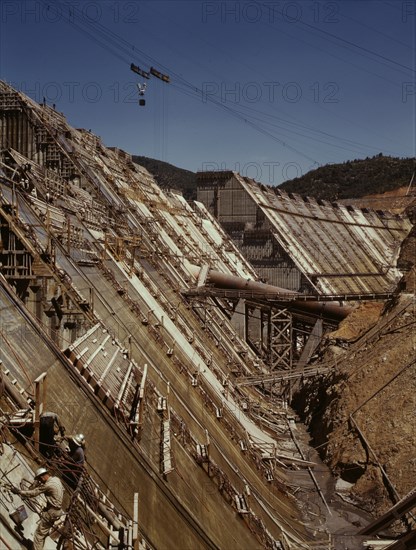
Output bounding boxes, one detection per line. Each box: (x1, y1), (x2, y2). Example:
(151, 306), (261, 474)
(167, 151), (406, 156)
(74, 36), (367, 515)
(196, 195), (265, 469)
(72, 433), (85, 446)
(35, 467), (48, 478)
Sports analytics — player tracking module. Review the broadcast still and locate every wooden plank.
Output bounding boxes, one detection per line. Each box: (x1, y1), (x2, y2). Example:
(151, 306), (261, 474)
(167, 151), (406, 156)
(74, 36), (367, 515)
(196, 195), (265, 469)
(114, 360), (135, 409)
(84, 334), (111, 367)
(96, 348), (120, 386)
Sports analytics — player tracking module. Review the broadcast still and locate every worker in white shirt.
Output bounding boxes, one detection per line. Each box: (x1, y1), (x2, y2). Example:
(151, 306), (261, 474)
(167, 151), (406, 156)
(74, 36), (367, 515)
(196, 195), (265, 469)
(11, 467), (64, 550)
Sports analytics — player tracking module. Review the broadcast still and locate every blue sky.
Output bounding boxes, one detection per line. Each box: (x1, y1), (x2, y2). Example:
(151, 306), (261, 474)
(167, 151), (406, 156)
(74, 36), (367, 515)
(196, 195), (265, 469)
(1, 0), (415, 185)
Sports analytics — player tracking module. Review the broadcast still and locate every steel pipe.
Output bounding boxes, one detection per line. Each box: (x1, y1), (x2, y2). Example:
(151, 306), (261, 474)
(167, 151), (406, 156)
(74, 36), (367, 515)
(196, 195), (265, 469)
(189, 266), (352, 321)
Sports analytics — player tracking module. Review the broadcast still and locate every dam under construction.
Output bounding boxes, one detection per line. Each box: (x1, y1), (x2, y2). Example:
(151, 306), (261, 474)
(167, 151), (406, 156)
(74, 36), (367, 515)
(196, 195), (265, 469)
(0, 81), (415, 550)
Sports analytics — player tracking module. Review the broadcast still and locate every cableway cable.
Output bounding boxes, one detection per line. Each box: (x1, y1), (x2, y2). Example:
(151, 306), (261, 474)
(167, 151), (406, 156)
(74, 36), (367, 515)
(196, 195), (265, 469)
(38, 0), (411, 165)
(260, 2), (415, 74)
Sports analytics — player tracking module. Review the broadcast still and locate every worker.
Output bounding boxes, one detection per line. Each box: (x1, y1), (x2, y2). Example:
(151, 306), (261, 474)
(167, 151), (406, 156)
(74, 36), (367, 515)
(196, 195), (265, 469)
(63, 434), (86, 489)
(11, 467), (64, 550)
(69, 433), (85, 462)
(39, 411), (65, 458)
(64, 433), (86, 460)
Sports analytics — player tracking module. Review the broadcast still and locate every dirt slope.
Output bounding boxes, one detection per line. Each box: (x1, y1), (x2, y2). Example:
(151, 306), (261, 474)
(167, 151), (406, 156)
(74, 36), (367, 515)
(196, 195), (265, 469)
(294, 295), (416, 531)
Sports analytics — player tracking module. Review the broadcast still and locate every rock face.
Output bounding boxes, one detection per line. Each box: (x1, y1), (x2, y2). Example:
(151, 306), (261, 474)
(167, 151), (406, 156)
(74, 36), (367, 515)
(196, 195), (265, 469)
(293, 295), (416, 528)
(325, 302), (385, 343)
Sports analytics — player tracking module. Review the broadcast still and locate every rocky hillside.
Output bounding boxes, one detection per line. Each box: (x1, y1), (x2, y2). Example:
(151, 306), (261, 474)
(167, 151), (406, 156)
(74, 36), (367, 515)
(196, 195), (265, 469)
(278, 155), (415, 201)
(293, 297), (415, 529)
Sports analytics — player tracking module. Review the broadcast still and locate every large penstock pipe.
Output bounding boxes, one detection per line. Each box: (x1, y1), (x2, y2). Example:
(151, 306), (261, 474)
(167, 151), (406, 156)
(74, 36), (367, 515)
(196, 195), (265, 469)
(189, 266), (352, 321)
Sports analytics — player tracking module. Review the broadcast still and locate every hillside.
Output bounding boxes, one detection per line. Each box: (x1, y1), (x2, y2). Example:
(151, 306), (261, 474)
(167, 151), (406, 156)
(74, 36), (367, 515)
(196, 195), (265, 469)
(133, 155), (197, 199)
(278, 155), (415, 201)
(292, 295), (416, 527)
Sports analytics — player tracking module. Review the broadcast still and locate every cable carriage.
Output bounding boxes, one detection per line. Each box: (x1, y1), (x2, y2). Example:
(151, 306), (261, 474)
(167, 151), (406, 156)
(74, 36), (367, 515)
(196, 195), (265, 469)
(130, 62), (170, 107)
(137, 83), (147, 106)
(131, 63), (149, 106)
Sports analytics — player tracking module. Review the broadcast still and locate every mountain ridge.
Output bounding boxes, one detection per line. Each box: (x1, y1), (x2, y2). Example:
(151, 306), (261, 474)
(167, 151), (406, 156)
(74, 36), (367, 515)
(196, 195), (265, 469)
(278, 154), (415, 201)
